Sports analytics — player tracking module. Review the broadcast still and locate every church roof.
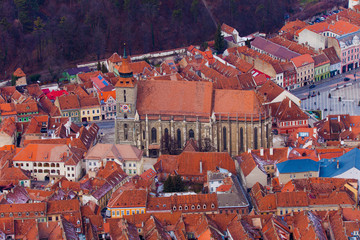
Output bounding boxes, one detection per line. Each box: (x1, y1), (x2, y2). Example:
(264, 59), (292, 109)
(136, 80), (213, 117)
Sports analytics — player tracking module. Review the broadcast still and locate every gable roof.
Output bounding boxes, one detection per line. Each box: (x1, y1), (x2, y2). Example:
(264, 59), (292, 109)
(13, 68), (26, 77)
(251, 37), (300, 60)
(257, 80), (284, 102)
(313, 53), (330, 67)
(58, 94), (80, 110)
(136, 80), (213, 117)
(291, 54), (314, 68)
(213, 89), (264, 118)
(323, 47), (341, 65)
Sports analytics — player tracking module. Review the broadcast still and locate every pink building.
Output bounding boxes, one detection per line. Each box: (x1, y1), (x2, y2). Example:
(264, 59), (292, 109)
(335, 31), (360, 73)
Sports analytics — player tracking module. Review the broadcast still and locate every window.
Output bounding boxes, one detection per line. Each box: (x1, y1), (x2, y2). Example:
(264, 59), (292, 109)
(87, 111), (89, 114)
(223, 127), (227, 150)
(177, 129), (181, 148)
(179, 206), (182, 210)
(191, 205), (195, 210)
(126, 210), (130, 215)
(185, 206), (188, 210)
(189, 129), (194, 139)
(254, 127), (258, 149)
(151, 127), (157, 143)
(117, 211), (119, 216)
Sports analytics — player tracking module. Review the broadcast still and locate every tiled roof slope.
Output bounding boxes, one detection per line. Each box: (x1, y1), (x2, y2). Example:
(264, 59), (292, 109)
(136, 80), (213, 117)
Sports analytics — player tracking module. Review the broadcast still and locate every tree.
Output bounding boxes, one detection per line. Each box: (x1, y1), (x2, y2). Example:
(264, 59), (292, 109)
(11, 74), (18, 86)
(214, 24), (226, 54)
(200, 41), (208, 51)
(163, 175), (185, 192)
(173, 175), (185, 192)
(164, 176), (175, 192)
(101, 63), (108, 73)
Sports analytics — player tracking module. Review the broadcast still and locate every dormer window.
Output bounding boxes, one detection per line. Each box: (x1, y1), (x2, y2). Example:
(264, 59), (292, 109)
(179, 206), (182, 211)
(203, 204), (206, 209)
(197, 205), (201, 209)
(211, 204), (215, 209)
(191, 205), (195, 210)
(173, 206), (176, 211)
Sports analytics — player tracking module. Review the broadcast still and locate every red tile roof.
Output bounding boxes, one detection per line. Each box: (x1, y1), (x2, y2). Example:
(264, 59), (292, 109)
(291, 54), (314, 68)
(213, 89), (265, 118)
(13, 68), (25, 77)
(108, 189), (147, 208)
(221, 23), (235, 35)
(136, 80), (213, 117)
(296, 20), (360, 36)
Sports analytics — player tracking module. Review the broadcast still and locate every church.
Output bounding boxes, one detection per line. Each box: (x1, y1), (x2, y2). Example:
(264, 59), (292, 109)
(114, 53), (272, 157)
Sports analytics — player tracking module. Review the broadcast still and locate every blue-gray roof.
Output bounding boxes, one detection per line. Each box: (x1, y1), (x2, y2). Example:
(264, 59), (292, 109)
(276, 159), (320, 174)
(320, 148), (360, 178)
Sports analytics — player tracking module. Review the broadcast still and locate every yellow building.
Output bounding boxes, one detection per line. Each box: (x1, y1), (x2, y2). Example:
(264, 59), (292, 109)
(79, 96), (102, 122)
(107, 189), (147, 218)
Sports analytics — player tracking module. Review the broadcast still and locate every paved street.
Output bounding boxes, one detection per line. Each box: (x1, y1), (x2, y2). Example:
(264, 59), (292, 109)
(291, 69), (360, 120)
(77, 120), (115, 144)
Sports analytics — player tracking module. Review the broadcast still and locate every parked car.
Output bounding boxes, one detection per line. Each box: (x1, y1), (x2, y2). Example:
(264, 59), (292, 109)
(309, 84), (316, 89)
(344, 77), (350, 81)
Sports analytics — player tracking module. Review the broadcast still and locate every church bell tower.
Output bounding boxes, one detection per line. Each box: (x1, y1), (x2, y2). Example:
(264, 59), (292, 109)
(114, 44), (138, 144)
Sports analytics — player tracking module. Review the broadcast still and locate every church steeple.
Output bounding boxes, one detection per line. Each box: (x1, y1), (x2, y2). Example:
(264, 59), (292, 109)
(123, 43), (127, 59)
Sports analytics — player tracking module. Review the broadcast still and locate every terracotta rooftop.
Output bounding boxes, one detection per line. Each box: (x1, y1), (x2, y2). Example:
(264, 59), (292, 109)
(213, 89), (264, 118)
(58, 94), (80, 110)
(13, 68), (26, 77)
(269, 36), (317, 55)
(108, 52), (122, 63)
(313, 53), (330, 67)
(108, 189), (147, 208)
(323, 47), (341, 65)
(296, 20), (360, 36)
(257, 80), (284, 102)
(291, 54), (314, 68)
(136, 80), (213, 117)
(221, 23), (235, 35)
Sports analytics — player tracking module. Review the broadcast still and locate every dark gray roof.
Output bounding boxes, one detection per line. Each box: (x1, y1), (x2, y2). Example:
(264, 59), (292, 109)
(251, 37), (300, 61)
(323, 47), (341, 65)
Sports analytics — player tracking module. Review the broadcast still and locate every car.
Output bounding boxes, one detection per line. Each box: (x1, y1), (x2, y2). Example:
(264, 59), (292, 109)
(272, 129), (278, 135)
(324, 108), (328, 111)
(309, 84), (316, 89)
(344, 77), (350, 81)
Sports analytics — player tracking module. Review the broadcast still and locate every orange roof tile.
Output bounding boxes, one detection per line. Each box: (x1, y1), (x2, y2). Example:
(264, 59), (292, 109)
(108, 189), (147, 208)
(291, 54), (314, 68)
(108, 52), (122, 63)
(136, 80), (213, 117)
(213, 89), (265, 117)
(296, 20), (360, 36)
(0, 117), (16, 136)
(13, 68), (25, 77)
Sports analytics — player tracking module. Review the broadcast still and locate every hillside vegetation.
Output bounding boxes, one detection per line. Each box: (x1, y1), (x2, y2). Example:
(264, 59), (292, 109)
(0, 0), (345, 78)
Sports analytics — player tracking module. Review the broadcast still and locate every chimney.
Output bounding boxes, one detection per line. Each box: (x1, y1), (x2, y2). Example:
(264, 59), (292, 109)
(289, 100), (291, 108)
(270, 147), (273, 156)
(338, 115), (340, 122)
(199, 160), (203, 174)
(337, 159), (340, 169)
(260, 148), (264, 156)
